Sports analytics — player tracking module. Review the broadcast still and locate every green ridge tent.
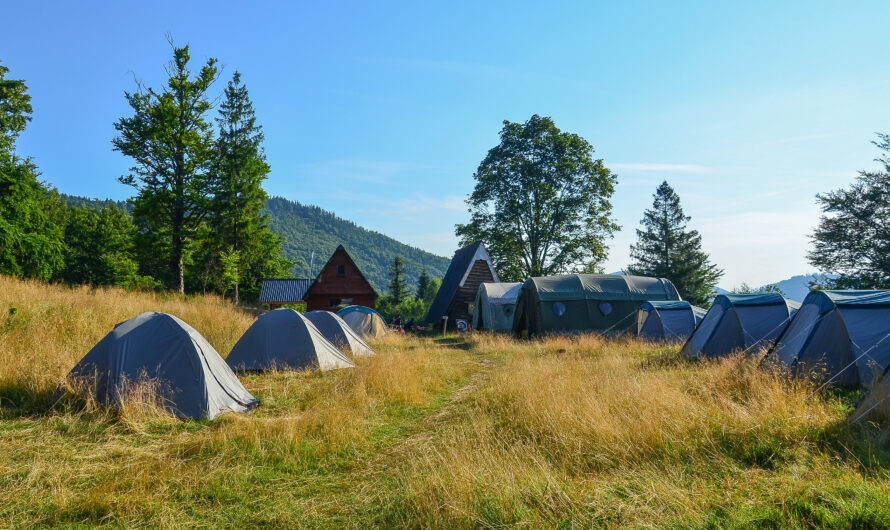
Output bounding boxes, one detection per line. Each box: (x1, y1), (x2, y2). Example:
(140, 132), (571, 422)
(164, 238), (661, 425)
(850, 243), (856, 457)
(682, 293), (800, 359)
(636, 300), (707, 343)
(512, 274), (681, 337)
(472, 282), (522, 332)
(766, 290), (890, 389)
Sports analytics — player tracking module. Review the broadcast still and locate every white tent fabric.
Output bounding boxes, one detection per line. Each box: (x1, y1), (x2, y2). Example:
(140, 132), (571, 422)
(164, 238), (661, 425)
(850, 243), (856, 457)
(66, 312), (258, 420)
(473, 282), (522, 331)
(227, 309), (355, 371)
(305, 311), (375, 357)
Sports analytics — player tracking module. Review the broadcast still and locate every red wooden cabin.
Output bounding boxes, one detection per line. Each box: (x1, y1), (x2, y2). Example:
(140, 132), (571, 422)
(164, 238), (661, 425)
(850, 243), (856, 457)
(304, 245), (378, 311)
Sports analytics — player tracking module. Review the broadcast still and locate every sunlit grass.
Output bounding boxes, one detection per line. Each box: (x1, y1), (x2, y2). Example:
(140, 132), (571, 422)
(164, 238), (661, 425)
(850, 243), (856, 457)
(0, 276), (888, 527)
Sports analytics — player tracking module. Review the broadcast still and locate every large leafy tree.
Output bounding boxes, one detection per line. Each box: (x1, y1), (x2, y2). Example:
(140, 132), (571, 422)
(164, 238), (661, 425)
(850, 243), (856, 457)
(809, 133), (890, 288)
(112, 44), (218, 293)
(627, 181), (723, 305)
(58, 206), (148, 288)
(456, 115), (619, 281)
(0, 60), (65, 280)
(202, 71), (291, 302)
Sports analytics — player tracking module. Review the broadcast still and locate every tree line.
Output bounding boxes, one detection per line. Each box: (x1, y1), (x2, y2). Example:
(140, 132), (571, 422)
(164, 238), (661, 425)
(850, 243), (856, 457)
(452, 114), (890, 306)
(0, 45), (292, 302)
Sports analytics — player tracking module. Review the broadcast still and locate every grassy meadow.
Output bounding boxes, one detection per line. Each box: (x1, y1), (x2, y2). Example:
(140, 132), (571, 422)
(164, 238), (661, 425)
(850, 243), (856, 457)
(0, 275), (889, 527)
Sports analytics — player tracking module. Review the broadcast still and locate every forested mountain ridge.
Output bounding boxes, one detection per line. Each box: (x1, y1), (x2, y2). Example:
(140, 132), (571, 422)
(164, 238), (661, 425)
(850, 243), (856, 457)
(61, 194), (450, 293)
(264, 196), (449, 292)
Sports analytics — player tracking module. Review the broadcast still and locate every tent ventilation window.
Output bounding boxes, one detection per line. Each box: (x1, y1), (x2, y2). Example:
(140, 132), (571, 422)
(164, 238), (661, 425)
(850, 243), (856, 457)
(598, 302), (613, 316)
(552, 302), (566, 317)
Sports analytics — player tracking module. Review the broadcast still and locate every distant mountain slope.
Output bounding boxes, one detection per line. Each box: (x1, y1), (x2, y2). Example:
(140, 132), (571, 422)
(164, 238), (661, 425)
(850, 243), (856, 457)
(264, 197), (450, 293)
(61, 194), (451, 294)
(764, 273), (834, 302)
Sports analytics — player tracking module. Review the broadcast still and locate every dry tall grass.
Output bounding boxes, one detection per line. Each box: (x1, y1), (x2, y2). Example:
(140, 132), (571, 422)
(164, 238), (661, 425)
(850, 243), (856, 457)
(0, 276), (888, 527)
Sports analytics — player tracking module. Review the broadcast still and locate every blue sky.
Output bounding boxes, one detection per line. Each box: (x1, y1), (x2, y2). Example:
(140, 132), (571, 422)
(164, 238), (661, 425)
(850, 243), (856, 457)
(3, 1), (890, 288)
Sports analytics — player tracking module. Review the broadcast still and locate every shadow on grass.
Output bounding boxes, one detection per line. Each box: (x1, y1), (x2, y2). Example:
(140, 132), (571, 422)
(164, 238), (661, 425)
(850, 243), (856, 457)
(0, 379), (56, 418)
(432, 336), (474, 351)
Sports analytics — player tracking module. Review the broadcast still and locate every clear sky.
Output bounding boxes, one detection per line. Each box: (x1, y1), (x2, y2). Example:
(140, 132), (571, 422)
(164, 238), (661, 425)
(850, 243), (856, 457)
(3, 1), (889, 288)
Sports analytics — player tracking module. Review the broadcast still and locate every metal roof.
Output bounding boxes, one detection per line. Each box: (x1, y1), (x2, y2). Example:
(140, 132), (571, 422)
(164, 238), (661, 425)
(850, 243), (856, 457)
(259, 279), (314, 303)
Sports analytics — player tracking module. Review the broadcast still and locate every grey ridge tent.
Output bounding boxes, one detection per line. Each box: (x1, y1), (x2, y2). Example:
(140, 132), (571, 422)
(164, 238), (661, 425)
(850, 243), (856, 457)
(636, 300), (707, 343)
(472, 282), (522, 332)
(305, 310), (375, 357)
(682, 293), (800, 359)
(512, 274), (681, 337)
(227, 309), (355, 371)
(66, 312), (258, 420)
(766, 290), (890, 389)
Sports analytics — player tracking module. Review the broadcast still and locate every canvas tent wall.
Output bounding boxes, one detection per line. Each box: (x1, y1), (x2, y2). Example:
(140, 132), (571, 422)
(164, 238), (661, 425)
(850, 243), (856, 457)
(305, 310), (375, 357)
(853, 367), (890, 423)
(636, 300), (706, 343)
(66, 312), (258, 420)
(473, 282), (522, 332)
(227, 309), (355, 371)
(766, 290), (890, 389)
(337, 305), (387, 339)
(512, 274), (681, 337)
(681, 293), (800, 359)
(425, 242), (498, 328)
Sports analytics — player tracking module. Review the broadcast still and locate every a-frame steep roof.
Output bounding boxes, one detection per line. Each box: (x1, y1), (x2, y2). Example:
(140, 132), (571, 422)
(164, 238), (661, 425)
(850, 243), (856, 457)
(425, 242), (498, 323)
(304, 245), (378, 298)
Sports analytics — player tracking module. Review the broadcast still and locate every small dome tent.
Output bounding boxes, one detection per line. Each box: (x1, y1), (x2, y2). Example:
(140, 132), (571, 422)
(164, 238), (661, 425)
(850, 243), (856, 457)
(305, 310), (375, 357)
(473, 282), (522, 332)
(636, 300), (707, 343)
(65, 312), (258, 420)
(337, 305), (387, 339)
(227, 309), (355, 371)
(766, 290), (890, 389)
(682, 293), (800, 359)
(512, 274), (681, 337)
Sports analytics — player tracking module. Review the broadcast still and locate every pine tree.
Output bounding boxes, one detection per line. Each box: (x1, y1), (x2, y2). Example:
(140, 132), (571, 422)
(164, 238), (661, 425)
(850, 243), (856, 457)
(0, 60), (65, 280)
(627, 181), (723, 306)
(113, 44), (218, 293)
(387, 256), (409, 305)
(416, 268), (431, 300)
(204, 71), (291, 302)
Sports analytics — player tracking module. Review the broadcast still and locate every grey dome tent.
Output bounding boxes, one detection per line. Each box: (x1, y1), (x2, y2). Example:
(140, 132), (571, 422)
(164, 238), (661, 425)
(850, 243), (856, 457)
(682, 293), (800, 359)
(512, 274), (681, 337)
(766, 290), (890, 389)
(66, 312), (258, 420)
(337, 305), (387, 339)
(472, 282), (522, 332)
(636, 300), (707, 343)
(305, 310), (375, 357)
(227, 309), (355, 371)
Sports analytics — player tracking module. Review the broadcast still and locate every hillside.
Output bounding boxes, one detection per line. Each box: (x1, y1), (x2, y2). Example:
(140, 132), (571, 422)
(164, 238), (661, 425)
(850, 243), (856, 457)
(264, 196), (449, 292)
(1, 276), (888, 526)
(61, 194), (451, 293)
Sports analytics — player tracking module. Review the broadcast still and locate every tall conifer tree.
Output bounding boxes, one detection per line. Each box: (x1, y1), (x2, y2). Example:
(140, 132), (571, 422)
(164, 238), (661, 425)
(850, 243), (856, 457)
(0, 60), (65, 280)
(113, 44), (218, 293)
(627, 181), (722, 305)
(204, 71), (290, 302)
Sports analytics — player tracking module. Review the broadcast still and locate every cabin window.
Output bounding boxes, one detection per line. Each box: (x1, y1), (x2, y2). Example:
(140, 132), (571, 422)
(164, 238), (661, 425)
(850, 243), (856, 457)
(329, 298), (353, 309)
(337, 264), (346, 277)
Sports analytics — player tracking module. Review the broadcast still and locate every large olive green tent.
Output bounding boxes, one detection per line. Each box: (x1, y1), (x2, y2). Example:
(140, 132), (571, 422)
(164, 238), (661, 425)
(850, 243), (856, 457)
(512, 274), (681, 337)
(472, 282), (522, 332)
